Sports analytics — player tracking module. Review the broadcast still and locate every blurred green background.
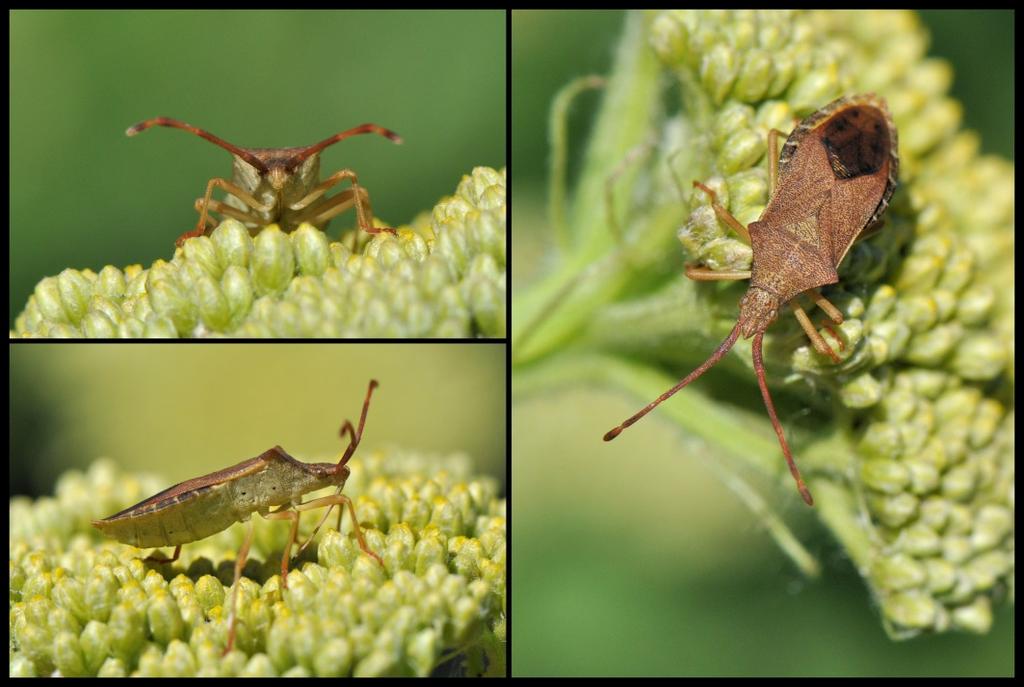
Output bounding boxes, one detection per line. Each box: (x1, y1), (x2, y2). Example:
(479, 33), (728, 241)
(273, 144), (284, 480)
(10, 343), (505, 497)
(10, 10), (506, 326)
(511, 10), (1013, 677)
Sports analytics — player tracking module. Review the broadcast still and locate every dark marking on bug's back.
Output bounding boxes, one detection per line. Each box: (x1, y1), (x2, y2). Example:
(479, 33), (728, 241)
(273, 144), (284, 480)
(101, 483), (218, 521)
(820, 105), (889, 180)
(96, 448), (292, 525)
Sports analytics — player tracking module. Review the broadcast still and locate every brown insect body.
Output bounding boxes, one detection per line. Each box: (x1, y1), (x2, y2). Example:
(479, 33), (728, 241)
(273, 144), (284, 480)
(739, 95), (898, 336)
(92, 381), (383, 654)
(605, 94), (898, 506)
(92, 447), (349, 548)
(229, 149), (325, 231)
(127, 117), (402, 246)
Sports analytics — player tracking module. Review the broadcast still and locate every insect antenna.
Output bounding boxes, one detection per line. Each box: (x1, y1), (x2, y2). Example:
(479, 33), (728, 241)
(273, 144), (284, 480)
(296, 500), (339, 557)
(337, 378), (379, 469)
(296, 380), (380, 553)
(752, 333), (814, 505)
(603, 324), (814, 505)
(125, 117), (270, 173)
(287, 124), (404, 168)
(603, 322), (742, 441)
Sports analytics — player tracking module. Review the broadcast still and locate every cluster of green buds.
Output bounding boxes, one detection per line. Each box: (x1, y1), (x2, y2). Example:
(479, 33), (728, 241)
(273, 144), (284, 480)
(511, 10), (1012, 639)
(647, 10), (1013, 638)
(10, 452), (506, 676)
(12, 167), (505, 339)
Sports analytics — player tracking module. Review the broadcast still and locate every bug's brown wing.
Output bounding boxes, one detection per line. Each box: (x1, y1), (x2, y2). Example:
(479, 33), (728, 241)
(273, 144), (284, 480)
(752, 109), (842, 303)
(753, 96), (897, 303)
(815, 101), (897, 266)
(94, 446), (296, 522)
(817, 158), (893, 267)
(747, 214), (839, 303)
(749, 136), (840, 301)
(777, 94), (898, 268)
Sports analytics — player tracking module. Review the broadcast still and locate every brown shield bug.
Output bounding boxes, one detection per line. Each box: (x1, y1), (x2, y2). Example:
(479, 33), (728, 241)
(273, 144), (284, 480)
(126, 117), (403, 247)
(604, 93), (899, 506)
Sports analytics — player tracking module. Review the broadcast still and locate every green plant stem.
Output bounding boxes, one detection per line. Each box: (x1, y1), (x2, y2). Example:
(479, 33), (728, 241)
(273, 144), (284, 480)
(515, 351), (823, 572)
(516, 351), (799, 488)
(548, 75), (607, 249)
(513, 11), (664, 362)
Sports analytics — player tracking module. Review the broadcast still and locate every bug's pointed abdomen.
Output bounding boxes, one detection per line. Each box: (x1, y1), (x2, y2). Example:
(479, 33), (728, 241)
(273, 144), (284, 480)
(93, 481), (239, 547)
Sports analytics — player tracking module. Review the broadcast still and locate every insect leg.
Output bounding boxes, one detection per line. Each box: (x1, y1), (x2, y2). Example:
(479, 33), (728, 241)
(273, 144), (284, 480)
(192, 197), (265, 229)
(181, 177), (275, 246)
(691, 181), (752, 244)
(193, 201), (219, 229)
(857, 219), (886, 241)
(288, 172), (345, 210)
(334, 418), (358, 531)
(805, 289), (846, 353)
(806, 289), (845, 324)
(224, 518), (257, 655)
(819, 321), (845, 353)
(260, 507), (301, 588)
(684, 264), (751, 281)
(295, 381), (380, 557)
(294, 498), (338, 558)
(788, 301), (842, 363)
(292, 418), (360, 552)
(291, 188), (358, 229)
(290, 494), (383, 566)
(144, 544), (182, 564)
(290, 169), (397, 236)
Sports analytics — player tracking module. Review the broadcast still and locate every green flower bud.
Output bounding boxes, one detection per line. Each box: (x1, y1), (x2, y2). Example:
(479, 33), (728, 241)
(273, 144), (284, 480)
(10, 452), (504, 675)
(514, 9), (1012, 644)
(15, 168), (505, 339)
